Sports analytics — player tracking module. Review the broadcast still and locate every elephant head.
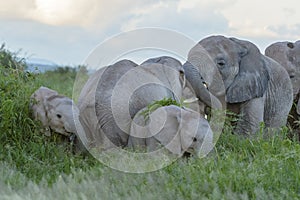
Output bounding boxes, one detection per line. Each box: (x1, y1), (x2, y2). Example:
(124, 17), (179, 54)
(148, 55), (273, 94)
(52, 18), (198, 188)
(128, 105), (213, 157)
(142, 56), (222, 111)
(187, 35), (270, 103)
(139, 56), (185, 102)
(44, 95), (79, 136)
(265, 41), (300, 99)
(30, 86), (79, 137)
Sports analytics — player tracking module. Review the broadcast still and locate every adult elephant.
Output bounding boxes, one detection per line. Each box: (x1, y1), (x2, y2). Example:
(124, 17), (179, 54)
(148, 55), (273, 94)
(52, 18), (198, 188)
(265, 41), (300, 137)
(77, 57), (220, 154)
(183, 35), (293, 135)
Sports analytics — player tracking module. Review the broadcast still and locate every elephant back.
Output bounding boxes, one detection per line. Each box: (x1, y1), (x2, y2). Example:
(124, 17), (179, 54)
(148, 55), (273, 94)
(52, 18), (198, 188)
(78, 60), (137, 149)
(94, 60), (138, 146)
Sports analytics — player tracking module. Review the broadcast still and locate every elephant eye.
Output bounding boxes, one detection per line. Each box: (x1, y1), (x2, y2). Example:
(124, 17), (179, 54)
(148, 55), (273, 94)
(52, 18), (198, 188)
(179, 69), (184, 74)
(56, 114), (62, 119)
(288, 56), (295, 62)
(193, 137), (197, 142)
(217, 59), (226, 68)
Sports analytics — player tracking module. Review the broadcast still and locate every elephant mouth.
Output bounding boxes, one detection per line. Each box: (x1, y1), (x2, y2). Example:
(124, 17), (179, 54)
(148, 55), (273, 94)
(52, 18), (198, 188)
(183, 151), (192, 157)
(50, 126), (74, 137)
(184, 147), (196, 156)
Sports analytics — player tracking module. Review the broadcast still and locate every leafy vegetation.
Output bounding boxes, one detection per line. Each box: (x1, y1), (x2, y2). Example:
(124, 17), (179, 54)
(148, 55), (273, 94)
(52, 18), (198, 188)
(0, 47), (94, 186)
(0, 44), (26, 70)
(0, 46), (300, 199)
(139, 97), (183, 120)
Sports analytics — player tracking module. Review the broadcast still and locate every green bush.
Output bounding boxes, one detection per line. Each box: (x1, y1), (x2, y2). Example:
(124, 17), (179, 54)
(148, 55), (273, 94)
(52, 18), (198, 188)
(0, 47), (94, 186)
(0, 44), (26, 70)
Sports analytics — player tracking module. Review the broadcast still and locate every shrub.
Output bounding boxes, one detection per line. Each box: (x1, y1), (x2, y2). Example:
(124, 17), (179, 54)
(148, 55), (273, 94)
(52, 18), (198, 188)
(0, 47), (94, 185)
(0, 43), (26, 70)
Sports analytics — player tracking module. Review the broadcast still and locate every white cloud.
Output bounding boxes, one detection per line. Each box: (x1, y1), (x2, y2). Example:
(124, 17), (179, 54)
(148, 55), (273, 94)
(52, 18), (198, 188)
(0, 0), (35, 18)
(120, 0), (230, 41)
(177, 0), (235, 12)
(32, 0), (94, 26)
(0, 0), (299, 64)
(0, 0), (157, 30)
(1, 0), (299, 39)
(221, 0), (300, 39)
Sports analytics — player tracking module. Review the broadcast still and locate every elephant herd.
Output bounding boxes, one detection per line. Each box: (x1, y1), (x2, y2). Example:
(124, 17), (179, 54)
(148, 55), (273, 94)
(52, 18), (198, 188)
(30, 35), (300, 157)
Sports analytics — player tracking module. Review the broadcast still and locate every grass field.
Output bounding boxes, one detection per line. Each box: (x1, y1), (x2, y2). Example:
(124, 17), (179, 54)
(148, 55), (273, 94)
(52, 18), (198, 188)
(0, 47), (300, 199)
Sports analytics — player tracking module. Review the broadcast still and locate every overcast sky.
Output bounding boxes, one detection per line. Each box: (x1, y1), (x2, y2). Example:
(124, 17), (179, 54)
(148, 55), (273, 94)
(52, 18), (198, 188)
(0, 0), (299, 66)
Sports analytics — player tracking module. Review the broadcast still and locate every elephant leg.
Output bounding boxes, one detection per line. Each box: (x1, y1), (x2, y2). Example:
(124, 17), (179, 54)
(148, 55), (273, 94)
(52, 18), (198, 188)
(234, 97), (265, 135)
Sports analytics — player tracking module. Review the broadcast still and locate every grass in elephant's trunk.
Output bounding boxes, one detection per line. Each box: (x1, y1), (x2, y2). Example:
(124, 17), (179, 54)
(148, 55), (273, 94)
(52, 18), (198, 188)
(139, 97), (184, 121)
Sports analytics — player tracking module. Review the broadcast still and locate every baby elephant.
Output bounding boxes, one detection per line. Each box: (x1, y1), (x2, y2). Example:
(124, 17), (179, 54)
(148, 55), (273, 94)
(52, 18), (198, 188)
(30, 86), (79, 137)
(128, 105), (214, 157)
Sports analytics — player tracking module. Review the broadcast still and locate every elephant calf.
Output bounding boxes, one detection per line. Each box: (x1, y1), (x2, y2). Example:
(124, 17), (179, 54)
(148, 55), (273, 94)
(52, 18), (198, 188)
(30, 86), (79, 138)
(128, 105), (214, 157)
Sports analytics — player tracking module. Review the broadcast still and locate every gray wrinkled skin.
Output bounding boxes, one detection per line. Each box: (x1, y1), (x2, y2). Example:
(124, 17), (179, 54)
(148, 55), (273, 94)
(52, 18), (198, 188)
(265, 41), (300, 136)
(185, 35), (293, 135)
(77, 57), (217, 154)
(77, 60), (138, 150)
(30, 86), (79, 137)
(128, 105), (213, 157)
(141, 56), (222, 115)
(77, 59), (190, 151)
(265, 41), (300, 99)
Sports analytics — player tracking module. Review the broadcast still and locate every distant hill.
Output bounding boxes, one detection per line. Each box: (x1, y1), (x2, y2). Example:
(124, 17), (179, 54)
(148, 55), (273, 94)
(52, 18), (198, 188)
(26, 58), (59, 73)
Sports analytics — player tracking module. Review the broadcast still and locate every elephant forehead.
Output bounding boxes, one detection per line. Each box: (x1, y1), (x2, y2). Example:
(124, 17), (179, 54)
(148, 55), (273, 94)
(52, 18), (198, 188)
(36, 87), (58, 95)
(201, 46), (240, 67)
(50, 97), (73, 107)
(141, 56), (182, 70)
(200, 36), (235, 53)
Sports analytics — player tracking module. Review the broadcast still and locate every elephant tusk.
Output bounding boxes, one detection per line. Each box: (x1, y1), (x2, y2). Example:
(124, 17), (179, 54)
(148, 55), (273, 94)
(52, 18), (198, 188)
(69, 133), (76, 142)
(202, 82), (208, 89)
(183, 97), (199, 104)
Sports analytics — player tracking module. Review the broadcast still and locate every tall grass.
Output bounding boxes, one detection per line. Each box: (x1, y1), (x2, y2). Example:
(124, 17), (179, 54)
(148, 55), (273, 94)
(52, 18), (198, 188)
(0, 46), (95, 186)
(0, 46), (300, 199)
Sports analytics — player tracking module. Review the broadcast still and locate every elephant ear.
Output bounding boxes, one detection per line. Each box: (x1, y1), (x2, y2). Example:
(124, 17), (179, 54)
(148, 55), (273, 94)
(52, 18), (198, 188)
(226, 38), (270, 103)
(152, 106), (182, 155)
(43, 94), (60, 111)
(175, 108), (200, 152)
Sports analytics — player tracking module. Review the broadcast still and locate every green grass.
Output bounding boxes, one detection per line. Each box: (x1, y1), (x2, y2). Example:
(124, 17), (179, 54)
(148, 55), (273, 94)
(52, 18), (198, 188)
(139, 97), (183, 121)
(0, 47), (300, 199)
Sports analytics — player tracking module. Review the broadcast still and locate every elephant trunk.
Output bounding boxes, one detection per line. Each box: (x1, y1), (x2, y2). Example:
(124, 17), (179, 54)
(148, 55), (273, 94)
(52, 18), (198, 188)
(183, 61), (222, 110)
